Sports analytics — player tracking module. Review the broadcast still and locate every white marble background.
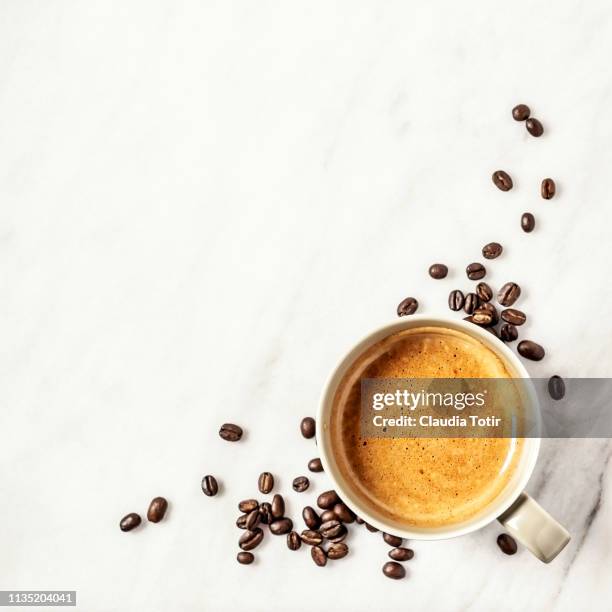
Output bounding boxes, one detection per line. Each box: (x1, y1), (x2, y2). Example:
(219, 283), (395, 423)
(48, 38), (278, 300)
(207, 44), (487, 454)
(1, 1), (612, 611)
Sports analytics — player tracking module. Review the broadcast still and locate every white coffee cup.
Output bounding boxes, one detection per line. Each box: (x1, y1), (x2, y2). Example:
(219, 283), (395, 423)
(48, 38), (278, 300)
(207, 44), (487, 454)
(317, 316), (570, 563)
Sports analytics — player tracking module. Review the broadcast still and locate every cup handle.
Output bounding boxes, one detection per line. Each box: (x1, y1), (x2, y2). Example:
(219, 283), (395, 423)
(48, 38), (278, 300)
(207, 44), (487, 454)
(497, 492), (570, 563)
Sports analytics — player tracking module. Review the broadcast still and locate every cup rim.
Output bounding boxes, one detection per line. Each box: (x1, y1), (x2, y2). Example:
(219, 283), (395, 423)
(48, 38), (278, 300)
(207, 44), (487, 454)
(317, 315), (541, 540)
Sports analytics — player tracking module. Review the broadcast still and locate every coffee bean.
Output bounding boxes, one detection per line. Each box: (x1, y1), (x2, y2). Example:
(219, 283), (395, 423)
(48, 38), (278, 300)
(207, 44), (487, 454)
(300, 417), (316, 439)
(327, 543), (349, 560)
(258, 472), (274, 494)
(270, 517), (293, 535)
(271, 494), (285, 519)
(466, 262), (486, 280)
(301, 529), (323, 546)
(429, 263), (448, 279)
(521, 212), (535, 233)
(292, 476), (310, 492)
(476, 282), (493, 302)
(388, 547), (414, 561)
(492, 170), (513, 191)
(383, 533), (403, 547)
(201, 475), (218, 497)
(245, 508), (261, 530)
(541, 178), (556, 200)
(320, 509), (336, 523)
(482, 242), (503, 259)
(548, 375), (565, 400)
(311, 545), (327, 567)
(512, 104), (530, 121)
(302, 506), (321, 530)
(259, 502), (273, 525)
(238, 499), (259, 513)
(526, 117), (544, 137)
(147, 497), (168, 523)
(236, 514), (248, 529)
(317, 490), (339, 510)
(463, 292), (480, 315)
(119, 512), (141, 532)
(382, 561), (406, 580)
(517, 340), (545, 361)
(500, 324), (518, 342)
(501, 308), (527, 326)
(320, 519), (347, 542)
(333, 503), (356, 523)
(308, 458), (323, 472)
(237, 551), (254, 565)
(355, 516), (364, 524)
(365, 523), (379, 533)
(219, 423), (243, 442)
(448, 289), (465, 311)
(497, 533), (518, 555)
(287, 531), (302, 551)
(472, 306), (494, 327)
(239, 528), (264, 551)
(397, 297), (419, 317)
(498, 282), (521, 307)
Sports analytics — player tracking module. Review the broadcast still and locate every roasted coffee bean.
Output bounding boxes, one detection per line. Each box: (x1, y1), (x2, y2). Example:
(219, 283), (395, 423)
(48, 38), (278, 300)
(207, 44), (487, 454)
(292, 476), (310, 492)
(320, 519), (345, 540)
(287, 531), (302, 551)
(541, 178), (556, 199)
(327, 543), (349, 560)
(320, 509), (336, 523)
(383, 533), (403, 547)
(120, 512), (141, 532)
(333, 503), (356, 523)
(448, 289), (465, 311)
(302, 506), (321, 530)
(548, 375), (566, 400)
(498, 282), (521, 307)
(201, 475), (218, 497)
(236, 514), (248, 529)
(463, 292), (480, 315)
(219, 423), (242, 442)
(317, 490), (340, 510)
(476, 282), (493, 302)
(270, 517), (293, 535)
(237, 551), (254, 565)
(355, 516), (364, 524)
(512, 104), (530, 121)
(301, 529), (323, 546)
(397, 297), (419, 317)
(500, 323), (518, 342)
(258, 472), (274, 494)
(521, 212), (535, 233)
(472, 306), (494, 327)
(518, 340), (546, 361)
(271, 494), (285, 519)
(238, 499), (259, 513)
(311, 545), (327, 567)
(481, 302), (498, 324)
(492, 170), (513, 191)
(526, 117), (544, 137)
(365, 522), (379, 533)
(429, 263), (448, 279)
(466, 262), (486, 280)
(389, 547), (415, 561)
(497, 533), (518, 555)
(259, 502), (273, 525)
(147, 497), (168, 523)
(482, 242), (503, 259)
(239, 528), (264, 551)
(382, 561), (406, 580)
(308, 458), (323, 472)
(501, 308), (526, 326)
(300, 417), (316, 439)
(245, 508), (261, 530)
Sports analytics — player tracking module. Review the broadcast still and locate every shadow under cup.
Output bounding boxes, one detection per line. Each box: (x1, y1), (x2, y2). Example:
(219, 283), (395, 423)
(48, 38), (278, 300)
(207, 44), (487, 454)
(318, 317), (540, 540)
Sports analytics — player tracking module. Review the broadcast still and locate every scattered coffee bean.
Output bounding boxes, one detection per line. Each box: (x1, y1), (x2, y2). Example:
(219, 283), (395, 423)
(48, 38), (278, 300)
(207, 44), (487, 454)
(482, 242), (503, 259)
(333, 503), (356, 523)
(320, 509), (336, 523)
(271, 494), (285, 519)
(466, 262), (486, 280)
(311, 545), (327, 567)
(120, 512), (141, 532)
(548, 375), (566, 400)
(301, 529), (324, 546)
(317, 490), (339, 510)
(463, 292), (480, 315)
(239, 528), (264, 551)
(476, 282), (493, 302)
(498, 282), (521, 307)
(238, 499), (258, 513)
(397, 297), (419, 317)
(259, 502), (273, 525)
(383, 533), (403, 547)
(500, 323), (518, 342)
(292, 476), (309, 492)
(201, 475), (218, 497)
(512, 104), (530, 121)
(355, 516), (364, 524)
(492, 170), (513, 191)
(219, 423), (243, 442)
(270, 518), (293, 535)
(236, 514), (248, 529)
(327, 543), (349, 560)
(258, 472), (274, 494)
(308, 458), (323, 473)
(300, 417), (316, 439)
(521, 212), (535, 233)
(382, 561), (406, 580)
(518, 340), (546, 361)
(302, 506), (321, 530)
(237, 551), (254, 565)
(320, 520), (347, 543)
(448, 289), (465, 311)
(541, 178), (556, 199)
(472, 306), (494, 327)
(389, 547), (414, 561)
(501, 308), (526, 326)
(147, 497), (168, 523)
(497, 533), (518, 555)
(526, 117), (544, 137)
(245, 508), (261, 530)
(287, 531), (302, 551)
(365, 523), (379, 533)
(481, 302), (498, 324)
(429, 263), (448, 279)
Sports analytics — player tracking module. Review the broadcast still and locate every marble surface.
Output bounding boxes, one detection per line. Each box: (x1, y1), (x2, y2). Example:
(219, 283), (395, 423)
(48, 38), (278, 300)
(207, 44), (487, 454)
(1, 1), (612, 610)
